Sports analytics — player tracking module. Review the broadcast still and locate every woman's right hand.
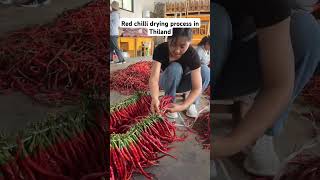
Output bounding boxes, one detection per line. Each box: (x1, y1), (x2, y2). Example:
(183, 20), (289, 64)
(151, 98), (160, 114)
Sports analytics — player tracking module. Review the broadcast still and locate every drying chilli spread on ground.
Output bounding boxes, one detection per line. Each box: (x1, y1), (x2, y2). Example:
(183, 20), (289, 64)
(110, 61), (152, 95)
(268, 109), (320, 180)
(0, 0), (108, 105)
(302, 111), (320, 138)
(186, 112), (210, 150)
(205, 86), (210, 97)
(110, 93), (186, 179)
(275, 153), (320, 180)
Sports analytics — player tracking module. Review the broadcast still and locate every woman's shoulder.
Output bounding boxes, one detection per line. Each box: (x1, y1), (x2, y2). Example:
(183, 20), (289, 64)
(153, 42), (168, 59)
(183, 46), (201, 67)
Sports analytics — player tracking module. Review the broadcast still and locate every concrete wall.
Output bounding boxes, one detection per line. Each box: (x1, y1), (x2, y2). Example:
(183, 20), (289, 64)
(110, 0), (155, 18)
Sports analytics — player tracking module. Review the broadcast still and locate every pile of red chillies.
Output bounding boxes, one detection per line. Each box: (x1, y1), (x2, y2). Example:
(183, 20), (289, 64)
(302, 111), (320, 137)
(190, 112), (210, 150)
(0, 0), (109, 105)
(110, 93), (186, 179)
(110, 94), (153, 134)
(205, 86), (210, 97)
(110, 115), (178, 180)
(279, 154), (320, 180)
(110, 61), (152, 95)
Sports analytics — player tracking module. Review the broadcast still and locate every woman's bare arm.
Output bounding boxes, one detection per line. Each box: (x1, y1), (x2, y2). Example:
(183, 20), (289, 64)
(149, 61), (162, 100)
(213, 17), (295, 157)
(182, 67), (202, 107)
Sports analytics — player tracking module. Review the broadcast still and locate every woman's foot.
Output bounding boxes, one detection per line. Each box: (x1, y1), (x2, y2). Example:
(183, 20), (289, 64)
(243, 135), (281, 176)
(186, 104), (199, 118)
(182, 91), (199, 118)
(166, 112), (178, 120)
(116, 60), (126, 64)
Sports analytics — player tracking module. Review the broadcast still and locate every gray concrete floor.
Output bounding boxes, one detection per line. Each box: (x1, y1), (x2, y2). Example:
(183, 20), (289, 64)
(110, 57), (210, 180)
(0, 92), (72, 134)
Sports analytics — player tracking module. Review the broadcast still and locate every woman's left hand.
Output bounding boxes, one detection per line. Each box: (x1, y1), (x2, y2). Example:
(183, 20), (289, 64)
(166, 103), (187, 113)
(211, 135), (248, 158)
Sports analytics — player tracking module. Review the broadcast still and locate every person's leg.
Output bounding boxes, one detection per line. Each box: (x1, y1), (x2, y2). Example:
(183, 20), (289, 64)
(177, 65), (210, 105)
(244, 12), (320, 175)
(159, 62), (183, 103)
(212, 36), (261, 99)
(110, 36), (125, 63)
(110, 37), (116, 62)
(110, 51), (114, 62)
(199, 65), (210, 103)
(267, 10), (320, 135)
(211, 3), (233, 88)
(210, 3), (233, 177)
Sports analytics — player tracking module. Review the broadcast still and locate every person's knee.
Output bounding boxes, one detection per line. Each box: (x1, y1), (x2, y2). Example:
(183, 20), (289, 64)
(166, 62), (183, 78)
(212, 3), (232, 82)
(213, 3), (231, 22)
(212, 3), (232, 48)
(291, 10), (319, 30)
(291, 11), (320, 54)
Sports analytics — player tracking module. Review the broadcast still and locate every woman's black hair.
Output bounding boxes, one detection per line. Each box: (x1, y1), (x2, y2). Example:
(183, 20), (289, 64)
(168, 28), (193, 43)
(198, 36), (210, 46)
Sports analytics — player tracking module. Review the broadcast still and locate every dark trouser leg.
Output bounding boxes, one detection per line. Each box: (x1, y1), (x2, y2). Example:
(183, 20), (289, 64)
(160, 63), (210, 104)
(110, 36), (125, 62)
(159, 62), (183, 103)
(211, 3), (233, 87)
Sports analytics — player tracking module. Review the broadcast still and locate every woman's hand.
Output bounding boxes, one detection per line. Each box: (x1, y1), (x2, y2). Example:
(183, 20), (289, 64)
(151, 98), (160, 113)
(211, 134), (253, 158)
(149, 61), (162, 114)
(166, 103), (187, 113)
(211, 136), (238, 158)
